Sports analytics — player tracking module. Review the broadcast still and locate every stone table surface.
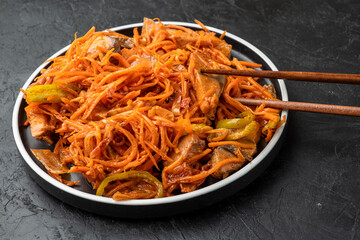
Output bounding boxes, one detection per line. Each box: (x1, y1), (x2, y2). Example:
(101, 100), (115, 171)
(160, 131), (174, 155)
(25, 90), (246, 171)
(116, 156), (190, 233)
(1, 0), (360, 239)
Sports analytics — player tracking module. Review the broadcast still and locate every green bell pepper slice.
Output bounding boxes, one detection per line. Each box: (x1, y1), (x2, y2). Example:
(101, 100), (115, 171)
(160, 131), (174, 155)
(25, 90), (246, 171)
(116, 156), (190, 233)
(216, 111), (254, 129)
(96, 170), (164, 198)
(262, 120), (278, 134)
(225, 121), (258, 140)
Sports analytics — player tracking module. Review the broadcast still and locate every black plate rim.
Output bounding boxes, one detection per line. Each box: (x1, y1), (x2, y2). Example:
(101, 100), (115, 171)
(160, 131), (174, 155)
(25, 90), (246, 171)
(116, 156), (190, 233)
(12, 21), (288, 207)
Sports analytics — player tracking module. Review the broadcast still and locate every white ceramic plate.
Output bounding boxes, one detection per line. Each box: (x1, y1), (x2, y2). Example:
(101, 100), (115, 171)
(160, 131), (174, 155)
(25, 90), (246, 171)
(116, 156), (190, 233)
(12, 22), (288, 218)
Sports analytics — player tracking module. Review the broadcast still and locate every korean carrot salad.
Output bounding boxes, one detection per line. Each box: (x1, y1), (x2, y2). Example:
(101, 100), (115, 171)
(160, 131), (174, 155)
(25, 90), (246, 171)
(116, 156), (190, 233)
(23, 18), (283, 200)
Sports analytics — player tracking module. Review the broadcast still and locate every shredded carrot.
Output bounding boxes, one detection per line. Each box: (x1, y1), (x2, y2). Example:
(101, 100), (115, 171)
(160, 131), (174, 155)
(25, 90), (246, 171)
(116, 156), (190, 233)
(219, 30), (227, 40)
(194, 19), (210, 32)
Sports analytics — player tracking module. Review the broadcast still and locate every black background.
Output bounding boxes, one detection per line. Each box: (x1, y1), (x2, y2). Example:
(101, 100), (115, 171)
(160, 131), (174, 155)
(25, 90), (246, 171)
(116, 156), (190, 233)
(1, 0), (360, 239)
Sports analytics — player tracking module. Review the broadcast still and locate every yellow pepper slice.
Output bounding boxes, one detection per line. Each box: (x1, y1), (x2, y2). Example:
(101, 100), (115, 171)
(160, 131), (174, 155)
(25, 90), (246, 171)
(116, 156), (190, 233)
(26, 84), (68, 103)
(192, 124), (213, 133)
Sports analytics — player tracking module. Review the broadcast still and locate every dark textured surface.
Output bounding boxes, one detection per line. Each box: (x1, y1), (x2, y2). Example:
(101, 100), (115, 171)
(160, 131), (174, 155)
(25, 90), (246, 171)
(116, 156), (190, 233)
(1, 0), (360, 239)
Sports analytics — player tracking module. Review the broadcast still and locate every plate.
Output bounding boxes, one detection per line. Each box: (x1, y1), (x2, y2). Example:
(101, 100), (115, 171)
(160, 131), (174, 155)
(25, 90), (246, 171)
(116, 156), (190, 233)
(12, 21), (288, 218)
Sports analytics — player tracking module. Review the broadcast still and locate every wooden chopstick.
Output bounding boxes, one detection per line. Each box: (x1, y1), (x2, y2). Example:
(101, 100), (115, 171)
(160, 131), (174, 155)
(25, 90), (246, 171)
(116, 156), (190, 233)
(236, 98), (360, 116)
(201, 69), (360, 84)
